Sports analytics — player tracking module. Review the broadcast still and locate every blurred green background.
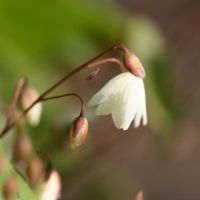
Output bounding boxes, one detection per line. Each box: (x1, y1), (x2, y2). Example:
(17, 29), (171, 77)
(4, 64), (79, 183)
(0, 0), (200, 199)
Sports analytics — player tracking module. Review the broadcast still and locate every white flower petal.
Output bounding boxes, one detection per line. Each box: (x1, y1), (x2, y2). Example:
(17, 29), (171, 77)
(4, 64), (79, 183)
(110, 76), (137, 130)
(133, 79), (147, 128)
(116, 78), (141, 130)
(96, 98), (113, 116)
(111, 94), (125, 129)
(141, 100), (147, 126)
(133, 107), (143, 128)
(139, 80), (147, 126)
(88, 73), (130, 106)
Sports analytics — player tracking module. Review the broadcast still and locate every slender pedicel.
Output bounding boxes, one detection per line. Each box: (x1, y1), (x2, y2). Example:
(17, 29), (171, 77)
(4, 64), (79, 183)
(6, 77), (27, 126)
(86, 58), (124, 80)
(87, 57), (124, 70)
(40, 93), (85, 117)
(0, 41), (126, 137)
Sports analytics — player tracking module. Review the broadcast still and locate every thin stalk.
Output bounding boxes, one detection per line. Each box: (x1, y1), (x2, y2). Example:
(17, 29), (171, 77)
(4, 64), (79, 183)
(41, 93), (85, 117)
(6, 77), (26, 126)
(87, 57), (124, 71)
(0, 41), (125, 138)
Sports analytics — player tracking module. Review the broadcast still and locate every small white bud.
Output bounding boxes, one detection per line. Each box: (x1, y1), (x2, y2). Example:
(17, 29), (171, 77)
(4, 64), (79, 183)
(21, 86), (42, 126)
(40, 170), (62, 200)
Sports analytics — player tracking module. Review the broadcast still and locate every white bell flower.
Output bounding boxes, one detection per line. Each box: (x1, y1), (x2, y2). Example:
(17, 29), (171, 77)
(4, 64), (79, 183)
(88, 72), (147, 130)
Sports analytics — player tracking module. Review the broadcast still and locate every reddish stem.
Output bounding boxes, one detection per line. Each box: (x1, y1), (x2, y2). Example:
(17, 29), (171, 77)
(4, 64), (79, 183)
(87, 57), (124, 70)
(0, 41), (126, 138)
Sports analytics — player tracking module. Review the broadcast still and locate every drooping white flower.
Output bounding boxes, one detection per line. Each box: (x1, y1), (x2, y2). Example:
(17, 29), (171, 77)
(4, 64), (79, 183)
(21, 86), (42, 126)
(40, 170), (62, 200)
(88, 72), (147, 130)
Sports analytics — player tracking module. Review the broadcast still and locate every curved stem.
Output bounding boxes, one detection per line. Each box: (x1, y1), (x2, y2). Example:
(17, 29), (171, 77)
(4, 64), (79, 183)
(0, 41), (126, 138)
(40, 93), (85, 117)
(38, 43), (119, 99)
(113, 41), (130, 54)
(87, 57), (124, 71)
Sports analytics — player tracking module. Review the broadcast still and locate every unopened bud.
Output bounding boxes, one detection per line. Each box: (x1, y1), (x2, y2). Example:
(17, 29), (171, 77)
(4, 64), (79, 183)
(26, 159), (44, 187)
(3, 176), (19, 200)
(70, 116), (88, 148)
(21, 85), (42, 126)
(124, 52), (145, 78)
(40, 170), (62, 200)
(135, 189), (144, 200)
(0, 155), (6, 173)
(13, 134), (33, 162)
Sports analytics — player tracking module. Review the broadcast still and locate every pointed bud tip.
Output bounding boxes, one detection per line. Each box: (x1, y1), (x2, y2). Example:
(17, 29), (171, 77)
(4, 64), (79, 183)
(135, 67), (146, 78)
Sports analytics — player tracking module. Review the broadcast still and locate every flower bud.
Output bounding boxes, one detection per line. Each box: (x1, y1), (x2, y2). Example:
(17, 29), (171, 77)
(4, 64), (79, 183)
(40, 170), (62, 200)
(21, 85), (42, 126)
(13, 134), (33, 162)
(2, 176), (19, 200)
(70, 116), (88, 148)
(124, 52), (145, 78)
(0, 155), (6, 173)
(135, 189), (144, 200)
(26, 159), (44, 187)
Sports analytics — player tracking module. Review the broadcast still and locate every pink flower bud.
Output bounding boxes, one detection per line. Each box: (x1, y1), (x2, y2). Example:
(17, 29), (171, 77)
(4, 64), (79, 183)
(13, 134), (33, 162)
(70, 116), (88, 148)
(21, 86), (42, 126)
(0, 155), (6, 173)
(26, 159), (45, 187)
(124, 52), (145, 78)
(3, 176), (19, 200)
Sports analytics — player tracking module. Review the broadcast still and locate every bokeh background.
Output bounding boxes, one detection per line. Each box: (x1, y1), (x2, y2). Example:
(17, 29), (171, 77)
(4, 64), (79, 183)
(0, 0), (200, 199)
